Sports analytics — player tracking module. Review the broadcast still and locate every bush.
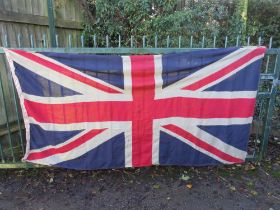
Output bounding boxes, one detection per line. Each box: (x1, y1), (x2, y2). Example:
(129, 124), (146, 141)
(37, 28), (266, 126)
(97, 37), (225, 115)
(82, 0), (280, 48)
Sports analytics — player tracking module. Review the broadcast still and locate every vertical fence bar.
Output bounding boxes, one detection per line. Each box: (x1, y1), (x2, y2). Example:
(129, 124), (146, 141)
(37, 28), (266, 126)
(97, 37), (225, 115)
(80, 35), (84, 48)
(236, 35), (240, 47)
(30, 34), (34, 48)
(201, 36), (205, 48)
(55, 34), (59, 47)
(47, 0), (57, 47)
(154, 35), (158, 48)
(3, 34), (8, 47)
(17, 34), (22, 48)
(142, 35), (146, 48)
(0, 34), (15, 162)
(268, 36), (273, 48)
(118, 35), (121, 48)
(0, 143), (4, 163)
(213, 36), (216, 48)
(93, 35), (97, 48)
(10, 81), (24, 155)
(224, 36), (228, 48)
(166, 35), (170, 48)
(130, 36), (133, 48)
(260, 50), (280, 158)
(0, 71), (15, 162)
(265, 37), (273, 73)
(255, 96), (265, 156)
(43, 34), (47, 47)
(258, 36), (262, 46)
(247, 36), (250, 46)
(178, 36), (182, 48)
(106, 35), (109, 48)
(190, 35), (193, 48)
(68, 34), (72, 48)
(3, 56), (25, 155)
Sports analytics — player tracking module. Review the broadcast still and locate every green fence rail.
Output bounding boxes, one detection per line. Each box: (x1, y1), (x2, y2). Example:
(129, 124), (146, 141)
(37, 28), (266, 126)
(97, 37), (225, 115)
(0, 33), (279, 168)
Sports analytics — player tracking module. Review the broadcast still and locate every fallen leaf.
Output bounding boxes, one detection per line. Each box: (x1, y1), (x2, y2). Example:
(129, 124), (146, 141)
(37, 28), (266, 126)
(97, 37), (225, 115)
(229, 185), (236, 191)
(153, 184), (160, 189)
(246, 181), (254, 187)
(180, 175), (190, 181)
(49, 177), (54, 183)
(186, 184), (192, 189)
(245, 164), (256, 171)
(250, 190), (258, 196)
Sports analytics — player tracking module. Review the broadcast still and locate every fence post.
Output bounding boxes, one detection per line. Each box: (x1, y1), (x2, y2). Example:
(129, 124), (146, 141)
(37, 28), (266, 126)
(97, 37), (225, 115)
(47, 0), (57, 47)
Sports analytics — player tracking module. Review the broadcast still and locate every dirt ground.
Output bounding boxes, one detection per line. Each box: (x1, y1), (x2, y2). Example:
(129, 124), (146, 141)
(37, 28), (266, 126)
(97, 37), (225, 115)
(0, 141), (279, 210)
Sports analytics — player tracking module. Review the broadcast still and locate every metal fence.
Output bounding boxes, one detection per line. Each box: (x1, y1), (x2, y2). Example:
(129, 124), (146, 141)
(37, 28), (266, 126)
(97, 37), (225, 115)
(0, 33), (279, 168)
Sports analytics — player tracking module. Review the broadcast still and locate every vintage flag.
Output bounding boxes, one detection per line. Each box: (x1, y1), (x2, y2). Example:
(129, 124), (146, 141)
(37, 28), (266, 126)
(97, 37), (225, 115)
(4, 47), (266, 169)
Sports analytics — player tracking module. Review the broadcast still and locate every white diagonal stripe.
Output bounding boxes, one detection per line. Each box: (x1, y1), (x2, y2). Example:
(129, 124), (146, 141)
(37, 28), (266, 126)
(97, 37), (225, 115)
(162, 47), (259, 92)
(197, 54), (264, 91)
(153, 117), (249, 163)
(27, 117), (133, 167)
(190, 125), (247, 160)
(160, 127), (232, 164)
(25, 128), (123, 165)
(34, 52), (124, 93)
(8, 50), (124, 97)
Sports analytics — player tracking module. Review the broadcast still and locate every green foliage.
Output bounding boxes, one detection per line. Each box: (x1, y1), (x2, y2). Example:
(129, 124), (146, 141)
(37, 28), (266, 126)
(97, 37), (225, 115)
(82, 0), (280, 47)
(246, 0), (280, 47)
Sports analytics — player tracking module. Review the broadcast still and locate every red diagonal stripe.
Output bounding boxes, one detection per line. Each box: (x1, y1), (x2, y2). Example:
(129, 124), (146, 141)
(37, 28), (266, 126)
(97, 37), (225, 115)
(10, 49), (121, 94)
(27, 128), (106, 161)
(183, 47), (266, 90)
(162, 124), (244, 163)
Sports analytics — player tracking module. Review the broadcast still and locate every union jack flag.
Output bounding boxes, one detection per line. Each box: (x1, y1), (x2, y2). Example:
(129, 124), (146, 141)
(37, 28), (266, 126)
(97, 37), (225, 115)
(4, 47), (266, 169)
